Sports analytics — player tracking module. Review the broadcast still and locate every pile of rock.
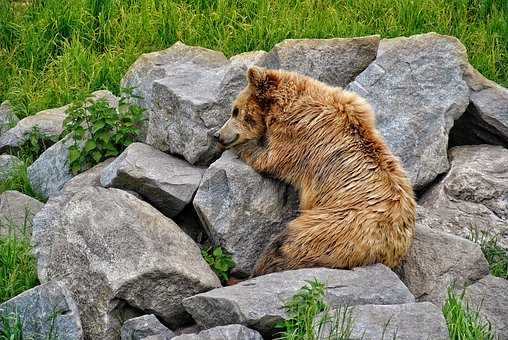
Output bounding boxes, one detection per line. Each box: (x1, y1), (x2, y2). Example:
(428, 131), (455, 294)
(0, 32), (507, 339)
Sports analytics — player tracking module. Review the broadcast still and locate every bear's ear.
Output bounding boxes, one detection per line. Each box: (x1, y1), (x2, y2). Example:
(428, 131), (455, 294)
(247, 66), (280, 96)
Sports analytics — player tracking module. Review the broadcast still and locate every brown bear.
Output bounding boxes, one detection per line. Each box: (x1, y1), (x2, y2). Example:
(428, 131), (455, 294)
(216, 66), (416, 277)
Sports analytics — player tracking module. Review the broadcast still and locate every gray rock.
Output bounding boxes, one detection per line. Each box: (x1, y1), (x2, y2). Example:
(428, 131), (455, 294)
(450, 66), (508, 147)
(101, 142), (204, 217)
(183, 265), (414, 335)
(173, 325), (262, 340)
(0, 190), (43, 237)
(32, 187), (220, 339)
(0, 281), (83, 339)
(27, 135), (79, 199)
(347, 33), (470, 190)
(193, 150), (298, 275)
(419, 145), (508, 248)
(316, 302), (448, 340)
(121, 314), (175, 340)
(464, 275), (508, 339)
(400, 208), (490, 305)
(123, 38), (379, 165)
(270, 35), (379, 87)
(0, 101), (18, 136)
(62, 158), (115, 193)
(0, 154), (22, 180)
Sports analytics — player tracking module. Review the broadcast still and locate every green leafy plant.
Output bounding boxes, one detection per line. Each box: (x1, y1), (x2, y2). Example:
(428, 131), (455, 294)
(63, 88), (145, 174)
(443, 287), (496, 340)
(469, 229), (508, 279)
(201, 246), (235, 282)
(277, 279), (354, 340)
(14, 126), (57, 165)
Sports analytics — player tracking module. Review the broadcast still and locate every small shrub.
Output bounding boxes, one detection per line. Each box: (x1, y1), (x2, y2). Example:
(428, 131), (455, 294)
(443, 287), (496, 340)
(63, 88), (145, 175)
(469, 229), (508, 279)
(277, 279), (354, 340)
(201, 246), (235, 282)
(0, 232), (39, 304)
(14, 126), (57, 165)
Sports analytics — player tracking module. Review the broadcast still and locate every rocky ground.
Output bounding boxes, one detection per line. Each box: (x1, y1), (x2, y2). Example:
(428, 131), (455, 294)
(0, 32), (507, 339)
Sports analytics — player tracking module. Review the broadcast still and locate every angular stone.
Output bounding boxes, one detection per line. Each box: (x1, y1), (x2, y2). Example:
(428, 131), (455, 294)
(183, 265), (414, 335)
(0, 154), (22, 180)
(193, 150), (298, 275)
(317, 302), (448, 340)
(0, 190), (43, 237)
(173, 325), (262, 340)
(464, 275), (508, 339)
(347, 33), (470, 190)
(400, 208), (489, 305)
(270, 35), (379, 87)
(101, 143), (204, 217)
(450, 66), (508, 147)
(62, 158), (115, 193)
(121, 314), (175, 340)
(419, 145), (508, 248)
(32, 187), (220, 339)
(27, 135), (78, 199)
(0, 281), (83, 339)
(0, 101), (18, 136)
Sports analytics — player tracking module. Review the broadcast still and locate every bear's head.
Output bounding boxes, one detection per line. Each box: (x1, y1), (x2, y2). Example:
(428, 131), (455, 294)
(215, 66), (280, 148)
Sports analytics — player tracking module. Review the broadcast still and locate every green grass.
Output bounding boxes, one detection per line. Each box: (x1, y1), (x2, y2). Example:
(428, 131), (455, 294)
(0, 312), (24, 340)
(443, 287), (496, 340)
(1, 0), (506, 118)
(277, 279), (354, 340)
(0, 163), (45, 202)
(0, 232), (39, 304)
(469, 230), (508, 279)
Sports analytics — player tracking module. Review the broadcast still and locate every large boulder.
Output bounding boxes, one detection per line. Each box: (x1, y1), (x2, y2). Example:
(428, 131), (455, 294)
(270, 36), (379, 87)
(122, 37), (379, 165)
(183, 265), (414, 335)
(316, 302), (448, 340)
(450, 66), (508, 147)
(101, 143), (204, 217)
(173, 325), (262, 340)
(464, 275), (508, 339)
(0, 190), (43, 237)
(419, 145), (508, 247)
(121, 314), (175, 340)
(0, 101), (18, 136)
(193, 150), (298, 275)
(347, 33), (470, 190)
(62, 158), (115, 193)
(0, 154), (22, 181)
(32, 187), (220, 339)
(0, 281), (83, 339)
(399, 207), (490, 305)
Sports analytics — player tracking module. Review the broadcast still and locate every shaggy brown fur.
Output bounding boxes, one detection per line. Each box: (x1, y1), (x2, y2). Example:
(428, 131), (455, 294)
(216, 67), (416, 277)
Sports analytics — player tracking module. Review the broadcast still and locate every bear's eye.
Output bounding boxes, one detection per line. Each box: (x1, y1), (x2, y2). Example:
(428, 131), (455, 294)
(232, 108), (239, 118)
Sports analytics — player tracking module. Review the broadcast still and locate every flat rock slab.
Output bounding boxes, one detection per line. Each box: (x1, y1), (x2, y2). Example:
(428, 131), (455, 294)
(317, 302), (448, 340)
(193, 150), (298, 275)
(464, 275), (508, 339)
(419, 145), (508, 248)
(0, 281), (83, 339)
(0, 190), (43, 237)
(173, 324), (262, 340)
(183, 265), (414, 335)
(0, 154), (22, 181)
(123, 37), (379, 165)
(101, 142), (204, 217)
(0, 100), (18, 136)
(121, 314), (175, 340)
(347, 33), (470, 190)
(32, 187), (220, 339)
(400, 208), (490, 305)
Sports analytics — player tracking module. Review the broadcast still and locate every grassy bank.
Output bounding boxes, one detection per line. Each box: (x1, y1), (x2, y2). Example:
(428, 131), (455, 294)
(1, 0), (506, 118)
